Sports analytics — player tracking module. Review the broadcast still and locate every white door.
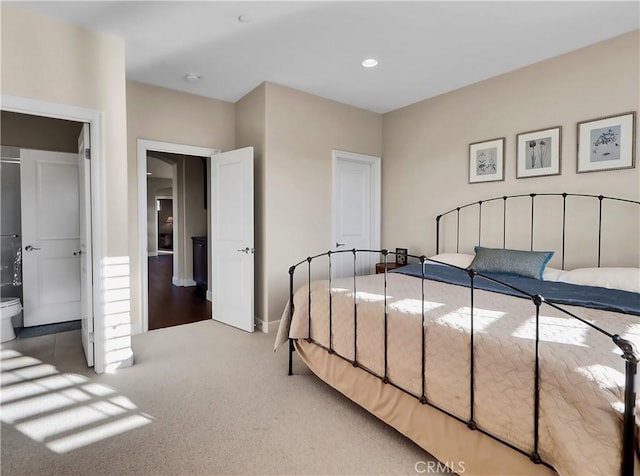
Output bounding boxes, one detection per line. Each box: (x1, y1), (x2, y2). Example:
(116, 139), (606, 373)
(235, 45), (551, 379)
(210, 147), (254, 332)
(78, 124), (94, 367)
(332, 151), (381, 278)
(21, 149), (81, 327)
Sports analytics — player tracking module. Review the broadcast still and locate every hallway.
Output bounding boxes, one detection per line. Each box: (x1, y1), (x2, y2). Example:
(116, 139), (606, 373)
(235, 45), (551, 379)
(148, 255), (211, 330)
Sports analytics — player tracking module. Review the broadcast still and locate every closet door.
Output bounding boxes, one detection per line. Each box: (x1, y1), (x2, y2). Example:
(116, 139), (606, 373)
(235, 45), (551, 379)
(332, 150), (381, 278)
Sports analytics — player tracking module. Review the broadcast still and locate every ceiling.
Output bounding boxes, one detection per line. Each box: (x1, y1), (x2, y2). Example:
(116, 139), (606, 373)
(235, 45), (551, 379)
(147, 156), (174, 179)
(11, 1), (640, 113)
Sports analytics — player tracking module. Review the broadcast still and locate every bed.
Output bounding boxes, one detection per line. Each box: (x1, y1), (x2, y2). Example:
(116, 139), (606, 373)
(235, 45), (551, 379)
(275, 193), (640, 476)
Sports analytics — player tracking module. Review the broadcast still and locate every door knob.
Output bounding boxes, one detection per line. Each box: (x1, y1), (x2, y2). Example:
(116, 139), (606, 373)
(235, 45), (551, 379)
(336, 242), (346, 247)
(73, 250), (83, 256)
(237, 247), (255, 254)
(25, 245), (41, 251)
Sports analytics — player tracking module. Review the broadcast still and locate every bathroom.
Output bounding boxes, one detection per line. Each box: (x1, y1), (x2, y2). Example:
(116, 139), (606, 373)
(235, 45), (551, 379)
(1, 111), (85, 343)
(0, 147), (23, 341)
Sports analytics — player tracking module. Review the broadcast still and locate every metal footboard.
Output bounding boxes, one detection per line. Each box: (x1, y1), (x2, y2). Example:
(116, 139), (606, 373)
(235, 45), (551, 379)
(287, 249), (638, 475)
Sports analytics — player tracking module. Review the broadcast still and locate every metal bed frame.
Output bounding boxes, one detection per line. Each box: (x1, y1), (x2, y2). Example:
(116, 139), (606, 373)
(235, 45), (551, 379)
(436, 192), (640, 269)
(286, 193), (639, 476)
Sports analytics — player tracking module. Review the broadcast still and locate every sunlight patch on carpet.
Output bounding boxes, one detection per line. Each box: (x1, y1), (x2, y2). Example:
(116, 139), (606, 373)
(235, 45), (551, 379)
(0, 347), (153, 453)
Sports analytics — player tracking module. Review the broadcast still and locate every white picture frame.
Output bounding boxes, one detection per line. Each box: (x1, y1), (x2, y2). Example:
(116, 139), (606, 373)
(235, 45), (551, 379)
(469, 137), (505, 184)
(577, 111), (636, 173)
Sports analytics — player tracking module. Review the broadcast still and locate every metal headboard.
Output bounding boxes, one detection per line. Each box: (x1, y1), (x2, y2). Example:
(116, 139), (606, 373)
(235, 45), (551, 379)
(436, 193), (640, 269)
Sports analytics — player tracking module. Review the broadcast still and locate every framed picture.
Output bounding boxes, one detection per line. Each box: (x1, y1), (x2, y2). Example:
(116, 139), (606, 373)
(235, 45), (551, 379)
(516, 126), (561, 178)
(577, 111), (636, 173)
(469, 137), (505, 183)
(395, 248), (408, 265)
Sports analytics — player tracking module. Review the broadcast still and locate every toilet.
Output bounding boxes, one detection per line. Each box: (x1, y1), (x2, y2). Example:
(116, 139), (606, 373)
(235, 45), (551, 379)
(0, 297), (21, 342)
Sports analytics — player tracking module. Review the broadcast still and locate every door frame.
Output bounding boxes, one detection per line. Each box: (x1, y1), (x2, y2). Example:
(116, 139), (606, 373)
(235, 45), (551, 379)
(1, 94), (106, 374)
(331, 150), (382, 260)
(136, 139), (219, 333)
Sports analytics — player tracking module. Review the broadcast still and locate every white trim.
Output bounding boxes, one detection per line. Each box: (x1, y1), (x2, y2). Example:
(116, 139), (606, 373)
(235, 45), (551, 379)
(206, 290), (213, 302)
(131, 321), (142, 336)
(171, 162), (179, 280)
(137, 139), (219, 333)
(170, 277), (197, 287)
(1, 95), (107, 374)
(255, 317), (280, 334)
(331, 150), (382, 268)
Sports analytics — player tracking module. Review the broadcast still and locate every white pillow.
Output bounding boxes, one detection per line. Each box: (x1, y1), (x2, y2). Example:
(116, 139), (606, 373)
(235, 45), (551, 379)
(557, 267), (640, 293)
(428, 253), (474, 269)
(542, 267), (564, 282)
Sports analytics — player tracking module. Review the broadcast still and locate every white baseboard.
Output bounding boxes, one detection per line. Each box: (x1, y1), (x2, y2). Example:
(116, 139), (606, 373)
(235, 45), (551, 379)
(255, 317), (280, 334)
(131, 322), (142, 335)
(206, 290), (212, 301)
(105, 351), (134, 372)
(171, 277), (197, 287)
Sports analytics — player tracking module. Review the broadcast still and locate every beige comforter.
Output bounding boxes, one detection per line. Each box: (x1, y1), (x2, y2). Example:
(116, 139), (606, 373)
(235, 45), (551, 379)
(276, 272), (640, 476)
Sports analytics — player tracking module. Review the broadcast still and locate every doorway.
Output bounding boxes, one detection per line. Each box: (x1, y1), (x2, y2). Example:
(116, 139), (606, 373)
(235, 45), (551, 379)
(145, 150), (210, 331)
(138, 140), (256, 335)
(0, 105), (101, 371)
(137, 140), (218, 333)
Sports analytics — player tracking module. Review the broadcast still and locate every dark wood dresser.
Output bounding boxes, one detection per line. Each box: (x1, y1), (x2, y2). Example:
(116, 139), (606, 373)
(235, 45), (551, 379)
(375, 262), (405, 274)
(192, 236), (207, 295)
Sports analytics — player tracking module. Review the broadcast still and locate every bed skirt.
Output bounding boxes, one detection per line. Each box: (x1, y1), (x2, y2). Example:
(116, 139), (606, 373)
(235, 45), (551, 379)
(294, 339), (557, 476)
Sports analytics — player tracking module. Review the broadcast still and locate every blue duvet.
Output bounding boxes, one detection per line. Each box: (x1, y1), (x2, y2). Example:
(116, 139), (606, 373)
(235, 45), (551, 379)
(392, 263), (640, 316)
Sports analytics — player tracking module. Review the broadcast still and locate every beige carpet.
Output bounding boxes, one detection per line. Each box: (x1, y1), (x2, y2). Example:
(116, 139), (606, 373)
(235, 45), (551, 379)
(1, 320), (444, 475)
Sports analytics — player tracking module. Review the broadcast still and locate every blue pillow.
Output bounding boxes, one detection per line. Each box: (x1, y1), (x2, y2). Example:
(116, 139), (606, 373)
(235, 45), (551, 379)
(469, 246), (554, 280)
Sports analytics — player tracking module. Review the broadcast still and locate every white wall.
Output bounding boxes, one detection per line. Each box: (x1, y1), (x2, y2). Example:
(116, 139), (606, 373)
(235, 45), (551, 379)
(2, 6), (129, 256)
(177, 156), (207, 284)
(235, 83), (266, 328)
(263, 83), (383, 324)
(1, 5), (131, 369)
(382, 31), (640, 268)
(126, 81), (235, 329)
(236, 82), (384, 327)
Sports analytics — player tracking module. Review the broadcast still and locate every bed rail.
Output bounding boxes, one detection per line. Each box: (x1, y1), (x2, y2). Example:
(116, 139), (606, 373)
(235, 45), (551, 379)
(287, 248), (639, 476)
(436, 193), (640, 269)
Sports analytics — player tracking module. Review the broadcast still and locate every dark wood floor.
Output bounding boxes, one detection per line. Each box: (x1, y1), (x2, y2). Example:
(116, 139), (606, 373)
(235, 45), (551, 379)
(148, 254), (211, 330)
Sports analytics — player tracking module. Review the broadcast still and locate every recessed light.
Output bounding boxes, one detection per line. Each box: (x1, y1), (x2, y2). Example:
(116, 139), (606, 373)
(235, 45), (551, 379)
(238, 14), (251, 23)
(362, 58), (378, 68)
(184, 73), (201, 82)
